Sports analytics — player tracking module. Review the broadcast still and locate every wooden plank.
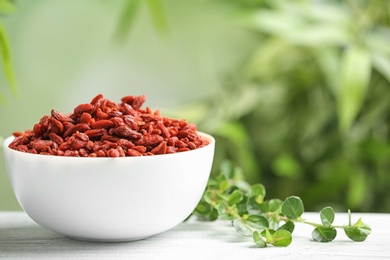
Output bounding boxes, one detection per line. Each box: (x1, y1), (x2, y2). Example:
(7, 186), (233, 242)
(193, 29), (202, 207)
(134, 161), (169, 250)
(0, 212), (389, 259)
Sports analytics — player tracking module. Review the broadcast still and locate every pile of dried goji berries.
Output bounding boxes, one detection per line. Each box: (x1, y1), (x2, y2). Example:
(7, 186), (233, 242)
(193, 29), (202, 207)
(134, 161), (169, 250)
(9, 94), (210, 157)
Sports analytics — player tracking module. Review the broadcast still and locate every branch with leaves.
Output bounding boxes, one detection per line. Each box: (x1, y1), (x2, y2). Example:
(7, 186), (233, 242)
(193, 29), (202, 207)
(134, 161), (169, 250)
(191, 161), (371, 248)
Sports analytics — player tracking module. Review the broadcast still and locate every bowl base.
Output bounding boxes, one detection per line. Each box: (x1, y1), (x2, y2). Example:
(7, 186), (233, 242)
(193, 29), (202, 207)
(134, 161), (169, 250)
(68, 235), (151, 243)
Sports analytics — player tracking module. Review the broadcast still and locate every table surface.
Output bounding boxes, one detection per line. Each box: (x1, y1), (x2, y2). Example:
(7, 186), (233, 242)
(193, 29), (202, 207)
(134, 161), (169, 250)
(0, 211), (389, 259)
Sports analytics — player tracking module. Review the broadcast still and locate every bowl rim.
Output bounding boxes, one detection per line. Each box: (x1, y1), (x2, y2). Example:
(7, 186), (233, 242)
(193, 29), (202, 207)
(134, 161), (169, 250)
(3, 131), (215, 160)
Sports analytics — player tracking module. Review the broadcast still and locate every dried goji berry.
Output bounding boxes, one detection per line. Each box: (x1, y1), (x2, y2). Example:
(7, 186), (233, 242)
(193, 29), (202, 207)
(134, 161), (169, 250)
(91, 120), (115, 129)
(84, 128), (106, 138)
(127, 148), (142, 156)
(63, 123), (90, 137)
(49, 118), (64, 135)
(9, 94), (210, 157)
(113, 125), (142, 139)
(151, 141), (167, 155)
(49, 132), (64, 145)
(138, 134), (164, 146)
(79, 112), (92, 124)
(74, 103), (94, 117)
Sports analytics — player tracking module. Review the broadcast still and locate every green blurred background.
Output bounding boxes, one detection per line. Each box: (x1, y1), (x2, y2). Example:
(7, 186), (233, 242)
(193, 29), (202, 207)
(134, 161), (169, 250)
(1, 0), (390, 213)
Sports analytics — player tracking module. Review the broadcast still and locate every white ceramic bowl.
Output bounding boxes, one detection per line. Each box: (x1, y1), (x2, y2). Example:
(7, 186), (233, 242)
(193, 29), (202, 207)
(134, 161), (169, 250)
(3, 132), (214, 242)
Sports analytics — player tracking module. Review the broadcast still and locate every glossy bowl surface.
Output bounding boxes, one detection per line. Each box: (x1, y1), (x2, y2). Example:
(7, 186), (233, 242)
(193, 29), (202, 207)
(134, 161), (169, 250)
(3, 132), (215, 241)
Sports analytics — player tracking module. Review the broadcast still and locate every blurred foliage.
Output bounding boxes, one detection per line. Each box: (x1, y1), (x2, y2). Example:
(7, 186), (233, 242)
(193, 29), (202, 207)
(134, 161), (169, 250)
(184, 0), (390, 212)
(0, 0), (17, 101)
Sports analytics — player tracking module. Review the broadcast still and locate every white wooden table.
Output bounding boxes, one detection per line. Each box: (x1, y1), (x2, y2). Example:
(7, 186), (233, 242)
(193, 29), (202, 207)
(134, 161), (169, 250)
(0, 211), (389, 259)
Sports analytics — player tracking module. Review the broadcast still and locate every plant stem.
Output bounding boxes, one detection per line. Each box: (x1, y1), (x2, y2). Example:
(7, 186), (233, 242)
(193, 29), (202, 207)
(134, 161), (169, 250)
(278, 216), (348, 229)
(348, 209), (352, 227)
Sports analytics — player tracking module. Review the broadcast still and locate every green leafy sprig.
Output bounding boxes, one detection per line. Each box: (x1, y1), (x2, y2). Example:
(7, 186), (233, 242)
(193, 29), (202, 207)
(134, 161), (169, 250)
(192, 161), (371, 248)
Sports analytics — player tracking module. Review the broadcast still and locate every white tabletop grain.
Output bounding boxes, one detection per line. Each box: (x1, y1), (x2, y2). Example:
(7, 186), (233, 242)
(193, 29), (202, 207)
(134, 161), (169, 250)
(0, 211), (389, 259)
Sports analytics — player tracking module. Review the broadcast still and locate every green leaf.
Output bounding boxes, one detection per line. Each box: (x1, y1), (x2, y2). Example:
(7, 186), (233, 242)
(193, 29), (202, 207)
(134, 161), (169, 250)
(219, 180), (230, 192)
(0, 22), (17, 96)
(209, 208), (219, 221)
(146, 0), (169, 35)
(249, 183), (266, 203)
(246, 214), (269, 230)
(261, 228), (276, 238)
(228, 189), (244, 205)
(236, 196), (249, 216)
(246, 196), (261, 214)
(267, 217), (280, 231)
(320, 206), (335, 227)
(372, 53), (390, 84)
(216, 201), (228, 216)
(282, 25), (350, 46)
(252, 231), (267, 248)
(259, 198), (283, 213)
(112, 0), (141, 43)
(268, 199), (283, 212)
(217, 193), (229, 202)
(206, 178), (218, 188)
(264, 228), (273, 243)
(0, 0), (15, 14)
(272, 230), (292, 247)
(366, 29), (390, 57)
(233, 218), (252, 237)
(194, 200), (212, 216)
(216, 202), (236, 220)
(344, 225), (371, 242)
(345, 217), (371, 242)
(203, 190), (213, 205)
(281, 196), (304, 219)
(258, 202), (270, 213)
(315, 47), (340, 97)
(337, 45), (371, 133)
(244, 2), (350, 47)
(246, 10), (303, 35)
(193, 199), (219, 221)
(278, 221), (295, 233)
(312, 227), (337, 242)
